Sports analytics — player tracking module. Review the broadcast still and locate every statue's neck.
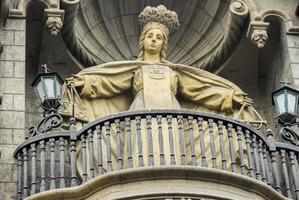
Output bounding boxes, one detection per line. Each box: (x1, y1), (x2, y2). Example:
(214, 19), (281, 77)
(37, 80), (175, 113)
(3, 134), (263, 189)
(143, 52), (161, 63)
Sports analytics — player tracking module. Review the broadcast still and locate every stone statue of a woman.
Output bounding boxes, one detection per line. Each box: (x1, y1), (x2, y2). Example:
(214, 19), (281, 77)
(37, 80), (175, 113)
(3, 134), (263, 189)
(62, 5), (262, 125)
(60, 5), (265, 173)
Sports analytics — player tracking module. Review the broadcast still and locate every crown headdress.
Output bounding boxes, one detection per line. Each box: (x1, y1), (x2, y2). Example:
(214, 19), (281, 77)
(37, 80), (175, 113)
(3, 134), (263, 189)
(138, 5), (180, 34)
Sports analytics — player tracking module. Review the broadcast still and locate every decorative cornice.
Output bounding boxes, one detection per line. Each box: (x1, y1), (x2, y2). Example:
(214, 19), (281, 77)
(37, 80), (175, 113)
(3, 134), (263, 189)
(25, 166), (287, 200)
(44, 8), (65, 35)
(247, 21), (269, 48)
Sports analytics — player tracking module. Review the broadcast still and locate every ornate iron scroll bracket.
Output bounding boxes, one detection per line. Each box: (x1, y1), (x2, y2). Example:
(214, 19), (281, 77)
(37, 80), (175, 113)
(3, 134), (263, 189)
(247, 21), (269, 48)
(28, 109), (63, 138)
(44, 8), (65, 35)
(280, 126), (299, 146)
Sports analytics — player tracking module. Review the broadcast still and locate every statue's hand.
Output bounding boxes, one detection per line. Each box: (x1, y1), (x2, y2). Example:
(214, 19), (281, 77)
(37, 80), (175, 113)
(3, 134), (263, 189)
(233, 91), (253, 105)
(66, 75), (84, 87)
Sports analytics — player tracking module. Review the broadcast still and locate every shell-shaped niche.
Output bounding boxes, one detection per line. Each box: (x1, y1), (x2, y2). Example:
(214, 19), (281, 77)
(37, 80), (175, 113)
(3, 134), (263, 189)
(61, 0), (249, 71)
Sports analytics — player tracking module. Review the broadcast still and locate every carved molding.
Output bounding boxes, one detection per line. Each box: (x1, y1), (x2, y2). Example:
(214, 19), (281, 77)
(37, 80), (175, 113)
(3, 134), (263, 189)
(44, 8), (65, 35)
(26, 166), (286, 200)
(247, 21), (269, 48)
(10, 0), (48, 17)
(254, 9), (299, 35)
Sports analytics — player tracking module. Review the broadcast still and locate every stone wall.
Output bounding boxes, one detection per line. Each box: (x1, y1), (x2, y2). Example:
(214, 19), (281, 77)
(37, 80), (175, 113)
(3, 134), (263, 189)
(0, 18), (26, 200)
(288, 34), (299, 89)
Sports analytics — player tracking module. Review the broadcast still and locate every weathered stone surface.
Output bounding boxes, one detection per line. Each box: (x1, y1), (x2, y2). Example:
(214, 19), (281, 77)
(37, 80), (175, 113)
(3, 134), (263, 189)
(12, 129), (25, 145)
(294, 78), (299, 89)
(0, 61), (14, 77)
(0, 145), (18, 164)
(0, 46), (25, 61)
(14, 61), (25, 78)
(1, 31), (14, 46)
(2, 78), (25, 94)
(0, 111), (25, 129)
(291, 64), (299, 79)
(0, 164), (13, 182)
(286, 35), (299, 48)
(4, 19), (25, 31)
(0, 129), (13, 144)
(0, 94), (13, 110)
(10, 164), (18, 182)
(14, 31), (25, 46)
(288, 48), (299, 64)
(13, 94), (25, 111)
(0, 183), (17, 200)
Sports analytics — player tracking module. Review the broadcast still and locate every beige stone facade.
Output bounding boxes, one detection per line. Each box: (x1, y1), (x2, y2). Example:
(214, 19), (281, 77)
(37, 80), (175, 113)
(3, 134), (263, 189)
(0, 0), (299, 200)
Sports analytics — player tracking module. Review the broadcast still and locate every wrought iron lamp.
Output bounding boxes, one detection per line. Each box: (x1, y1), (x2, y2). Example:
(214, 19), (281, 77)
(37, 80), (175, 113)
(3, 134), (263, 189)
(272, 81), (299, 146)
(31, 64), (64, 111)
(29, 64), (64, 137)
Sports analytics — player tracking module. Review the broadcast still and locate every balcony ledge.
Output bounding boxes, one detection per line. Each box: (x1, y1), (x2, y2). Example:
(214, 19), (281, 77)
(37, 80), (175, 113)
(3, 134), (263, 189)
(25, 166), (288, 200)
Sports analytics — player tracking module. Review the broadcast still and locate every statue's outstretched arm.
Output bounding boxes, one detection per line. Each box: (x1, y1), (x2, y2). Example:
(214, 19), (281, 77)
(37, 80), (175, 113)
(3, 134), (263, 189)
(65, 73), (133, 99)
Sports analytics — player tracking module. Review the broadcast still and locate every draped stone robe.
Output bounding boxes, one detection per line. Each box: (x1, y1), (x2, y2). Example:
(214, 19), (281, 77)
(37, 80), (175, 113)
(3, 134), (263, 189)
(61, 60), (261, 175)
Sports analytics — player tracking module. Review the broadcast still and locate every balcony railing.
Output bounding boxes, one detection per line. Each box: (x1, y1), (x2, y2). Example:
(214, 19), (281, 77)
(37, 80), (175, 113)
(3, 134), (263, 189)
(14, 110), (299, 199)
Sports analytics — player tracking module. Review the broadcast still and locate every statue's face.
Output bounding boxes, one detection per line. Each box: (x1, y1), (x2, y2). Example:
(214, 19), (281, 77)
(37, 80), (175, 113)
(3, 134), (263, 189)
(144, 28), (164, 55)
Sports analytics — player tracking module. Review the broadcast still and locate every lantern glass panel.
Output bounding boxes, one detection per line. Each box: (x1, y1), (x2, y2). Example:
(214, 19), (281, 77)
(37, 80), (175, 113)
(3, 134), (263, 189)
(275, 92), (286, 115)
(287, 92), (297, 113)
(44, 77), (55, 99)
(36, 80), (45, 102)
(55, 77), (63, 99)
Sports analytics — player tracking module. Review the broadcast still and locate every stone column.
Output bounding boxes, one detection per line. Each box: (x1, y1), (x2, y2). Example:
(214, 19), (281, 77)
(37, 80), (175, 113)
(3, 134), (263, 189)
(0, 18), (26, 199)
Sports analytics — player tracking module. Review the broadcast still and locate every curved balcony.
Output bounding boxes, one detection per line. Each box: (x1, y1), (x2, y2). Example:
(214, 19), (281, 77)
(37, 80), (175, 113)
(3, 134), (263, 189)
(14, 110), (299, 200)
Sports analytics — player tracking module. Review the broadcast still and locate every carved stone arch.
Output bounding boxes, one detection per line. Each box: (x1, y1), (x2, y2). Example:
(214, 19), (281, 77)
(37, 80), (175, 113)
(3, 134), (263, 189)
(258, 9), (290, 22)
(247, 9), (299, 48)
(9, 0), (51, 17)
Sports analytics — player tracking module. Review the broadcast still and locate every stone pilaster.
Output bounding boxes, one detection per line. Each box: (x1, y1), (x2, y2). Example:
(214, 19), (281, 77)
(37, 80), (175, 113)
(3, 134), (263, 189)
(0, 18), (26, 200)
(286, 34), (299, 89)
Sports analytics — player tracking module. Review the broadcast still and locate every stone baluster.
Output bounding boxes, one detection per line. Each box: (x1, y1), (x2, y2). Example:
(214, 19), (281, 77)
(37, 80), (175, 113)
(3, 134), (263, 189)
(178, 115), (186, 165)
(188, 116), (197, 166)
(59, 137), (65, 188)
(157, 115), (166, 165)
(69, 118), (78, 187)
(30, 143), (37, 195)
(227, 124), (236, 172)
(218, 121), (227, 170)
(267, 130), (281, 193)
(167, 115), (176, 165)
(280, 149), (292, 198)
(146, 115), (154, 166)
(197, 117), (207, 167)
(96, 125), (103, 175)
(252, 134), (261, 181)
(88, 129), (95, 179)
(258, 139), (266, 183)
(115, 119), (123, 169)
(81, 134), (88, 182)
(125, 117), (133, 168)
(105, 121), (113, 172)
(40, 140), (46, 191)
(135, 116), (144, 167)
(289, 151), (299, 199)
(49, 138), (56, 190)
(17, 153), (23, 199)
(237, 126), (246, 175)
(245, 130), (255, 178)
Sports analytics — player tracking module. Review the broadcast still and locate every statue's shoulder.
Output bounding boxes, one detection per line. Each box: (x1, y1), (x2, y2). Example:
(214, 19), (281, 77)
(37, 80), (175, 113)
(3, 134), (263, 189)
(78, 60), (148, 75)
